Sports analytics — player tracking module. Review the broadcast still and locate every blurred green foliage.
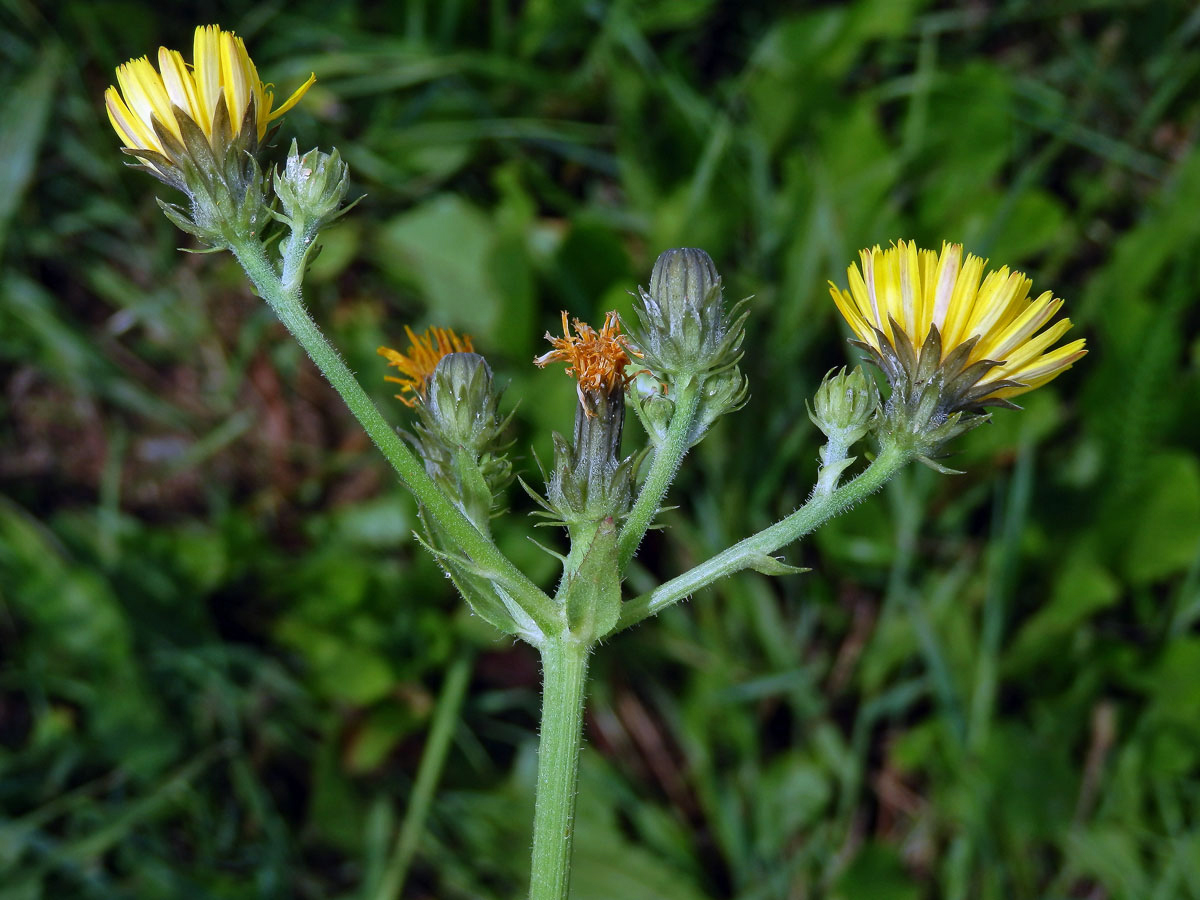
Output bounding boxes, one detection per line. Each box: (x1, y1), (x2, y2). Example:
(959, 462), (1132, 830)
(2, 0), (1200, 897)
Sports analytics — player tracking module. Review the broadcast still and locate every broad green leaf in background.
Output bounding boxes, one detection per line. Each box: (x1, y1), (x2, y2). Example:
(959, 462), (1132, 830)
(1120, 453), (1200, 585)
(0, 45), (59, 258)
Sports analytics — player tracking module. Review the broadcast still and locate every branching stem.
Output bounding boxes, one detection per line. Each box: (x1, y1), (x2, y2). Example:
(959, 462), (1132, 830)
(228, 236), (558, 635)
(616, 444), (913, 631)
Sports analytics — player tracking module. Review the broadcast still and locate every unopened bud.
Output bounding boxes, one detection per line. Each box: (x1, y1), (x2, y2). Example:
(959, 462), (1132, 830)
(426, 353), (503, 454)
(407, 351), (513, 527)
(274, 142), (351, 233)
(809, 366), (879, 449)
(649, 247), (721, 326)
(626, 248), (749, 379)
(687, 367), (749, 447)
(636, 387), (675, 447)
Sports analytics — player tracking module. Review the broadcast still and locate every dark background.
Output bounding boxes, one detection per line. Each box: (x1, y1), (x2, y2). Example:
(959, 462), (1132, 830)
(3, 1), (1200, 897)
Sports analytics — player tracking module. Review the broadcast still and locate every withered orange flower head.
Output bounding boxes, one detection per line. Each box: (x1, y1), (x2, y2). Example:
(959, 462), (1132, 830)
(534, 311), (642, 415)
(378, 326), (474, 406)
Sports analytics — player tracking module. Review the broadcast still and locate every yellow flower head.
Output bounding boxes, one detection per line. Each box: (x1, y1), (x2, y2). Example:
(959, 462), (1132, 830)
(105, 24), (315, 163)
(534, 312), (642, 414)
(379, 326), (475, 407)
(830, 240), (1086, 407)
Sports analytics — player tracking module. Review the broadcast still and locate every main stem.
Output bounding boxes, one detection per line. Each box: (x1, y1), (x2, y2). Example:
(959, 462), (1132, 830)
(618, 377), (701, 568)
(529, 639), (590, 900)
(616, 443), (913, 631)
(228, 237), (557, 635)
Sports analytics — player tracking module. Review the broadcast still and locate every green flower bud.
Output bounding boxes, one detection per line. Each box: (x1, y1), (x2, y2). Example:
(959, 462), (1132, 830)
(625, 248), (750, 379)
(409, 352), (513, 527)
(635, 387), (675, 447)
(391, 350), (523, 638)
(806, 366), (882, 493)
(809, 366), (880, 450)
(274, 141), (351, 234)
(426, 353), (503, 453)
(687, 367), (749, 447)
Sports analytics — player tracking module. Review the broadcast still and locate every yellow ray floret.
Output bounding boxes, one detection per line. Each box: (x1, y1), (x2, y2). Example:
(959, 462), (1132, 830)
(535, 312), (643, 413)
(105, 24), (315, 158)
(379, 326), (475, 407)
(829, 240), (1086, 399)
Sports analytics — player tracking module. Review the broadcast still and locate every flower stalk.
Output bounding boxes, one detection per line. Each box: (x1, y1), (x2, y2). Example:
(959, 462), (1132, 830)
(620, 248), (748, 566)
(618, 375), (701, 566)
(616, 442), (914, 632)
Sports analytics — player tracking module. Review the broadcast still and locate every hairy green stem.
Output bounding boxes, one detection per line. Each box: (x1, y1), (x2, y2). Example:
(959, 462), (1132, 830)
(617, 377), (701, 568)
(528, 639), (590, 900)
(813, 434), (852, 496)
(374, 651), (474, 900)
(616, 444), (913, 631)
(228, 236), (558, 636)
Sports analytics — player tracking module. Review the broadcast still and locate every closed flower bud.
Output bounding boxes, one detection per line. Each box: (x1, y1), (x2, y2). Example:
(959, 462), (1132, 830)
(426, 352), (505, 456)
(687, 367), (749, 447)
(626, 248), (749, 379)
(418, 352), (514, 520)
(635, 385), (675, 447)
(379, 329), (512, 527)
(807, 366), (881, 493)
(809, 366), (879, 449)
(274, 142), (351, 234)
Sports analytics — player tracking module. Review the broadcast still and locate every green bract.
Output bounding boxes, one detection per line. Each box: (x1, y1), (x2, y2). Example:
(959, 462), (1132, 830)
(426, 353), (509, 457)
(137, 100), (270, 248)
(859, 321), (1000, 470)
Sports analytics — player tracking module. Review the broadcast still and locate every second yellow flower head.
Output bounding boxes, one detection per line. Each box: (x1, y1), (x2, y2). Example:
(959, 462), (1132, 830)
(830, 240), (1086, 403)
(379, 326), (476, 407)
